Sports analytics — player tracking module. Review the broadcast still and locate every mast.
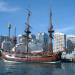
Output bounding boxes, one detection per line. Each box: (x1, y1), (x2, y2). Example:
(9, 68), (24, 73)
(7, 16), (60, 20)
(13, 26), (17, 52)
(25, 9), (31, 54)
(8, 24), (11, 40)
(8, 24), (11, 52)
(48, 9), (54, 53)
(14, 26), (17, 45)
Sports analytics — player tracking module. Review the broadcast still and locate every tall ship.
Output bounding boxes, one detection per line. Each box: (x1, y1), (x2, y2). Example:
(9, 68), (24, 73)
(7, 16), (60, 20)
(1, 10), (61, 63)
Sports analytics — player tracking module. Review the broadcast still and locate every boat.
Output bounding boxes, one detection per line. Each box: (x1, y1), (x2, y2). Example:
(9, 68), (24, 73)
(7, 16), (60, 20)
(2, 51), (60, 63)
(1, 9), (61, 63)
(61, 50), (75, 62)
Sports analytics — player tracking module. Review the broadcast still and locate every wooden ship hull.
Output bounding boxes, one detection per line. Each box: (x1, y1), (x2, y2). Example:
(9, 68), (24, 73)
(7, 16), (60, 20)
(2, 52), (60, 63)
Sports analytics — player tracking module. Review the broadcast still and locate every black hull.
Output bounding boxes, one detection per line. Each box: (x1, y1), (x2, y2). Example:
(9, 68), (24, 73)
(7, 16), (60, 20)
(61, 59), (75, 63)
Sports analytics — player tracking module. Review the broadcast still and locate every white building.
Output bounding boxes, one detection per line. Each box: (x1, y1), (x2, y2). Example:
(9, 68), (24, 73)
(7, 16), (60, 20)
(54, 32), (66, 52)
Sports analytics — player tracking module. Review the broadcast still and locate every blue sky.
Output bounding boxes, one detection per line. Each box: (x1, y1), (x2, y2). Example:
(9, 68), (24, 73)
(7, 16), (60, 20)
(0, 0), (75, 36)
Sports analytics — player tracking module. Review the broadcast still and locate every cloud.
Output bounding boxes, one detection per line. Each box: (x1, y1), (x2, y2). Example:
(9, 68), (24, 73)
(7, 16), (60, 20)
(55, 26), (75, 33)
(0, 1), (20, 12)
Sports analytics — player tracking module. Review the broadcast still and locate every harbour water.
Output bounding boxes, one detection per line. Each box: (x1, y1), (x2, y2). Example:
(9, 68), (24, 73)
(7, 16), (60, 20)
(0, 60), (75, 75)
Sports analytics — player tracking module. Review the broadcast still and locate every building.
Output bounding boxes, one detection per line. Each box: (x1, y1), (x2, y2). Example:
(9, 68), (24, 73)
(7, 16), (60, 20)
(17, 34), (25, 44)
(54, 32), (66, 52)
(0, 36), (16, 51)
(1, 40), (12, 51)
(12, 33), (43, 53)
(14, 32), (49, 52)
(66, 35), (75, 51)
(0, 36), (4, 48)
(36, 32), (49, 51)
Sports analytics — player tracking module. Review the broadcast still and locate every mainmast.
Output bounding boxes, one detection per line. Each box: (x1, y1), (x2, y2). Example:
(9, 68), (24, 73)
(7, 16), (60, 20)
(25, 10), (31, 54)
(48, 9), (54, 53)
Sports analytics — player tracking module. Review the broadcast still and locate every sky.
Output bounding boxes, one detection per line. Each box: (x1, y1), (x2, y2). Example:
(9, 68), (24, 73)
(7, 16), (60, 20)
(0, 0), (75, 36)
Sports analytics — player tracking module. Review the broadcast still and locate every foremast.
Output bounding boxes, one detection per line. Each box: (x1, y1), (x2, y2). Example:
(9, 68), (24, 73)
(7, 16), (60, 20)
(25, 10), (31, 54)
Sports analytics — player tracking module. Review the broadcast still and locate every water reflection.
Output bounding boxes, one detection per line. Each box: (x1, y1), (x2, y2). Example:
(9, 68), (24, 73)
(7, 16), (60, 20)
(0, 60), (75, 75)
